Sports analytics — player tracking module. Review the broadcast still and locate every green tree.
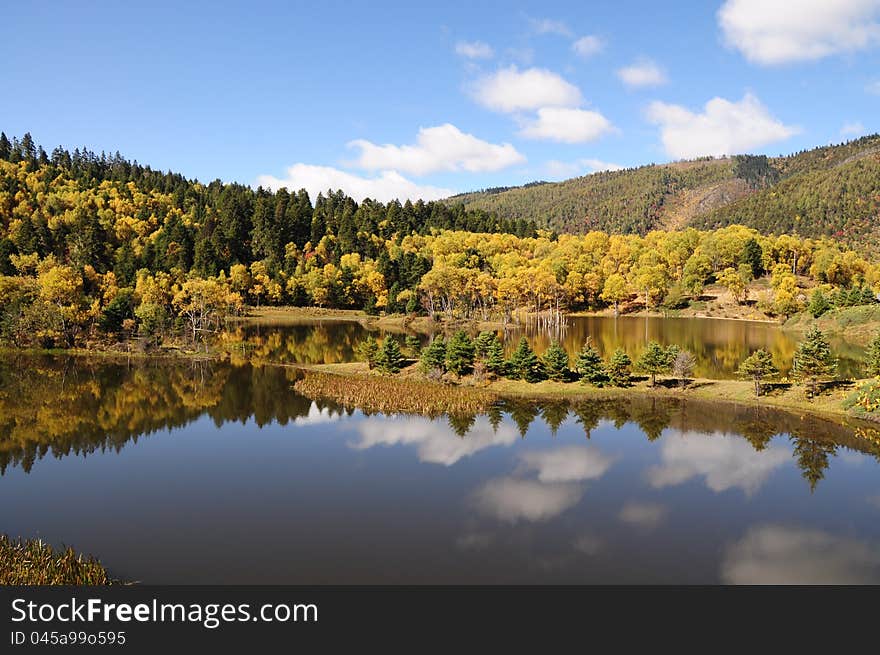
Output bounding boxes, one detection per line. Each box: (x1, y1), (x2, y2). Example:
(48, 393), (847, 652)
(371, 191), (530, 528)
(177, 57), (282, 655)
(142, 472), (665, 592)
(605, 349), (632, 387)
(575, 338), (607, 386)
(404, 334), (421, 357)
(792, 326), (837, 396)
(484, 334), (507, 376)
(474, 331), (496, 359)
(637, 341), (677, 385)
(737, 349), (778, 397)
(808, 289), (831, 318)
(376, 336), (404, 374)
(741, 238), (764, 278)
(865, 332), (880, 377)
(507, 337), (545, 382)
(542, 340), (569, 381)
(445, 330), (475, 376)
(355, 335), (379, 369)
(420, 336), (446, 374)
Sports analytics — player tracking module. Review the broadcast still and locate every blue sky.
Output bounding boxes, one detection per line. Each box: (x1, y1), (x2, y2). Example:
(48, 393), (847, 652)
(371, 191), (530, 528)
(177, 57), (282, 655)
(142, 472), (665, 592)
(2, 0), (879, 201)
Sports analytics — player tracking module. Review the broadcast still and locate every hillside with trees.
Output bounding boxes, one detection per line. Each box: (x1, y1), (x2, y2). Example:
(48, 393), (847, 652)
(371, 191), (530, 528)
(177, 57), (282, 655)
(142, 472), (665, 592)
(0, 132), (878, 353)
(450, 135), (880, 248)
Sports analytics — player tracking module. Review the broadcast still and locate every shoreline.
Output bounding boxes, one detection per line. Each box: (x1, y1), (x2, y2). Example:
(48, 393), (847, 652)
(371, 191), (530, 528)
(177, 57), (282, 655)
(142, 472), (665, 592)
(295, 362), (879, 428)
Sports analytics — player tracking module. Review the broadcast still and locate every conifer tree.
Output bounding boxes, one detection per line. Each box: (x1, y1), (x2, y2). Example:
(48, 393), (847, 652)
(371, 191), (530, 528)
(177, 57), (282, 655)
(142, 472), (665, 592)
(792, 326), (837, 396)
(542, 340), (569, 381)
(375, 336), (403, 374)
(355, 335), (379, 369)
(445, 330), (475, 376)
(605, 349), (632, 387)
(637, 341), (677, 385)
(420, 336), (446, 374)
(808, 289), (831, 318)
(507, 337), (545, 382)
(574, 338), (607, 386)
(738, 349), (778, 397)
(404, 335), (421, 358)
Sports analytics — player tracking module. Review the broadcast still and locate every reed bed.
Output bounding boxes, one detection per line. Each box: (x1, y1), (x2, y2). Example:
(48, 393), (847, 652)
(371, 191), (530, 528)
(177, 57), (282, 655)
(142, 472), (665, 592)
(0, 535), (113, 585)
(294, 371), (497, 417)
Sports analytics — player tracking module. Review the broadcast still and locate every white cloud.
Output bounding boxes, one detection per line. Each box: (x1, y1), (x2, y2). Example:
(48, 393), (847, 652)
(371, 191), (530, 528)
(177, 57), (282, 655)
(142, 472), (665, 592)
(347, 124), (525, 176)
(294, 402), (343, 426)
(867, 80), (880, 95)
(721, 524), (880, 584)
(619, 501), (667, 530)
(348, 414), (519, 466)
(255, 165), (454, 204)
(617, 58), (667, 88)
(840, 121), (867, 137)
(529, 17), (572, 37)
(518, 107), (615, 143)
(472, 66), (583, 113)
(646, 432), (790, 496)
(519, 446), (614, 483)
(573, 35), (604, 57)
(472, 477), (583, 523)
(455, 40), (494, 59)
(573, 533), (604, 556)
(718, 0), (880, 65)
(646, 93), (799, 159)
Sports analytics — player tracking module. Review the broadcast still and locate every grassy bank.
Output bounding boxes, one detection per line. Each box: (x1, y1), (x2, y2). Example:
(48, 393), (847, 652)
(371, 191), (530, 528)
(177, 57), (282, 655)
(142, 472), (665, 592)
(0, 535), (114, 585)
(784, 305), (880, 346)
(295, 362), (878, 425)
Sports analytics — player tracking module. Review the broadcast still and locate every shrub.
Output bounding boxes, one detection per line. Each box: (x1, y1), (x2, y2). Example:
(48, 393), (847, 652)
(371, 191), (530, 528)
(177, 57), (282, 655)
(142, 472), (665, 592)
(0, 535), (113, 585)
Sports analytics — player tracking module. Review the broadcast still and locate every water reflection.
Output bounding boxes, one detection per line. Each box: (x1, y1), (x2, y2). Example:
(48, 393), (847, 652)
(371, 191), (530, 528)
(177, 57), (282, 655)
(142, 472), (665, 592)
(2, 355), (880, 584)
(229, 315), (867, 378)
(721, 525), (880, 584)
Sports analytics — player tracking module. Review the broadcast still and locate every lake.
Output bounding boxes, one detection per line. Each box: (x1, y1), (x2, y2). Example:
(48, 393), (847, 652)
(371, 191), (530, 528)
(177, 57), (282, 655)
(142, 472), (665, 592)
(230, 315), (867, 378)
(2, 355), (879, 584)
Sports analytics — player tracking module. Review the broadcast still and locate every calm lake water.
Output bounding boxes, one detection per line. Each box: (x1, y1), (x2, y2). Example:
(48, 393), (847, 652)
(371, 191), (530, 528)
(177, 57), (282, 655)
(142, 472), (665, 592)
(2, 355), (879, 584)
(231, 315), (867, 378)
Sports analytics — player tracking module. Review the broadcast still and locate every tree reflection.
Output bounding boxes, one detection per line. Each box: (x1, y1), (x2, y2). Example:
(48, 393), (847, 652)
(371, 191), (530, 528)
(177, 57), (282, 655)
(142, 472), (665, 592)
(1, 354), (878, 493)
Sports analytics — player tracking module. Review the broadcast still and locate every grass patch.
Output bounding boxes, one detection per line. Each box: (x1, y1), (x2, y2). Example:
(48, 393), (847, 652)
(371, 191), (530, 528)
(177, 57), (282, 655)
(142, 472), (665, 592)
(293, 368), (498, 416)
(0, 535), (114, 585)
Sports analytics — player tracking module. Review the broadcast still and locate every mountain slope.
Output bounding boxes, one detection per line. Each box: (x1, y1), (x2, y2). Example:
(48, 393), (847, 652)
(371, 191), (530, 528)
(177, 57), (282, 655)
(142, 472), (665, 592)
(450, 135), (880, 246)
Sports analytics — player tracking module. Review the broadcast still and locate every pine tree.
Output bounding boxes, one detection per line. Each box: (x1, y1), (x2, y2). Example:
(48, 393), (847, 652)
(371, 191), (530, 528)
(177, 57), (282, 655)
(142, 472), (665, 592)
(375, 336), (403, 374)
(474, 331), (496, 359)
(574, 338), (607, 386)
(420, 336), (446, 374)
(542, 340), (569, 381)
(355, 335), (379, 369)
(485, 335), (506, 376)
(865, 332), (880, 377)
(445, 330), (475, 376)
(792, 326), (837, 396)
(637, 341), (676, 385)
(808, 289), (831, 318)
(404, 334), (421, 358)
(738, 349), (778, 397)
(507, 337), (545, 382)
(605, 349), (632, 387)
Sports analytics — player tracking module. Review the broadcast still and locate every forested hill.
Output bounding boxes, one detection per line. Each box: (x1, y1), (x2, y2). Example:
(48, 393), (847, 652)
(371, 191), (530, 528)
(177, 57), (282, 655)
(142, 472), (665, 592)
(450, 135), (880, 246)
(0, 132), (536, 280)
